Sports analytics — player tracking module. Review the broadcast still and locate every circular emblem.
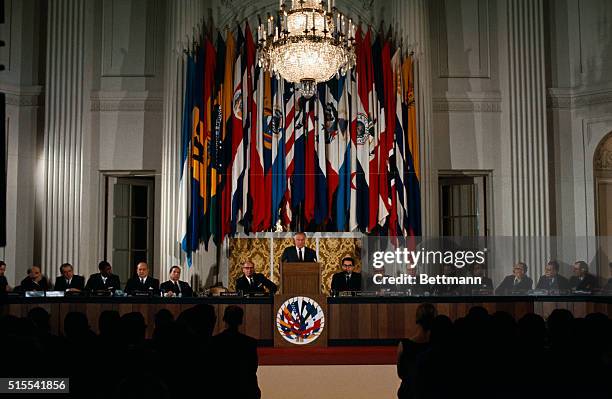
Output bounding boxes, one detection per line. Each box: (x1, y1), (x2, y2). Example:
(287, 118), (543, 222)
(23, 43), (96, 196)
(356, 112), (371, 145)
(276, 296), (325, 345)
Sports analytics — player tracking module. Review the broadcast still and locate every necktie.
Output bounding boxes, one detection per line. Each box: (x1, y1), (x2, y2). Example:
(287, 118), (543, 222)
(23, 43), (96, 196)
(174, 281), (180, 292)
(249, 277), (254, 288)
(67, 279), (71, 287)
(346, 274), (350, 288)
(514, 278), (519, 286)
(141, 278), (145, 285)
(299, 248), (303, 261)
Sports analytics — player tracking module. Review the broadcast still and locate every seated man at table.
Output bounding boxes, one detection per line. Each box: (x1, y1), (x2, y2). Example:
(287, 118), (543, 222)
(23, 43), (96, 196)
(536, 260), (570, 291)
(235, 260), (277, 295)
(464, 263), (493, 294)
(85, 261), (121, 292)
(569, 260), (599, 291)
(281, 232), (317, 263)
(53, 263), (85, 292)
(495, 262), (533, 295)
(160, 265), (193, 297)
(20, 266), (50, 291)
(125, 262), (160, 295)
(331, 256), (362, 294)
(0, 261), (11, 293)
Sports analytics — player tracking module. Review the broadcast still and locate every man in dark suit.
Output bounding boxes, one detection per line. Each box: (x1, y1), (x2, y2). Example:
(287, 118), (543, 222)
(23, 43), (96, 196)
(569, 260), (599, 291)
(20, 265), (50, 291)
(464, 263), (493, 294)
(85, 261), (121, 292)
(211, 306), (261, 399)
(495, 262), (533, 295)
(124, 262), (160, 295)
(160, 265), (194, 297)
(235, 260), (277, 295)
(536, 260), (570, 290)
(331, 256), (362, 293)
(53, 263), (85, 292)
(281, 232), (317, 263)
(0, 261), (10, 293)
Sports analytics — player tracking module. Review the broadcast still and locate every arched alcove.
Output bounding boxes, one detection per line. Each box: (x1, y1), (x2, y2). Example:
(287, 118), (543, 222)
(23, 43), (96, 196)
(594, 132), (612, 280)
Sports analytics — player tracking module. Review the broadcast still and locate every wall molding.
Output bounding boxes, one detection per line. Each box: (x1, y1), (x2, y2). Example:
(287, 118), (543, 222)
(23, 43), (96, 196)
(90, 91), (163, 112)
(433, 95), (501, 112)
(0, 84), (44, 107)
(548, 87), (612, 109)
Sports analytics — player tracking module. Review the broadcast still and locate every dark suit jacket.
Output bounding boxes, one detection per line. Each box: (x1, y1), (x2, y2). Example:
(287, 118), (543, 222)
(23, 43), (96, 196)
(85, 273), (121, 291)
(330, 272), (362, 292)
(281, 246), (317, 263)
(20, 277), (50, 291)
(495, 275), (533, 295)
(536, 275), (570, 290)
(53, 275), (85, 291)
(124, 276), (160, 295)
(211, 328), (260, 399)
(0, 275), (7, 293)
(235, 273), (278, 294)
(569, 274), (599, 291)
(160, 280), (194, 297)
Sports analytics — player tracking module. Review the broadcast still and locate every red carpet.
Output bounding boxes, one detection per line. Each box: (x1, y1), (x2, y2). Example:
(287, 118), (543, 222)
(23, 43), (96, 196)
(258, 346), (397, 365)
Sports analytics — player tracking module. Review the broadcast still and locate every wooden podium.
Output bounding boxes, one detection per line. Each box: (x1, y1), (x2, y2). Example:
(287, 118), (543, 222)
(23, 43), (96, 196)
(280, 262), (320, 295)
(274, 262), (328, 347)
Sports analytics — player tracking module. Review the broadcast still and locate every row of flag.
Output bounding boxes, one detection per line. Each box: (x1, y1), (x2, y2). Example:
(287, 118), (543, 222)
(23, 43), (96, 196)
(176, 23), (422, 263)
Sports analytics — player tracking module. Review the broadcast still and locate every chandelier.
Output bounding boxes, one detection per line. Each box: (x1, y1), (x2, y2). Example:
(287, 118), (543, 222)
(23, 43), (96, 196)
(257, 0), (356, 98)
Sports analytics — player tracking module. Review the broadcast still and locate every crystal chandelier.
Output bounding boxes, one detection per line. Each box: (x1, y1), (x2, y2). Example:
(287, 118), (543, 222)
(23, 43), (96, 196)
(257, 0), (356, 98)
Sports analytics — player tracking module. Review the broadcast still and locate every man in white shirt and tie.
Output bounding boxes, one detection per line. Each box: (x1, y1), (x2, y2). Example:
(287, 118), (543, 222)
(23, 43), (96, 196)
(160, 265), (194, 297)
(235, 260), (277, 295)
(53, 263), (85, 291)
(124, 262), (160, 295)
(280, 232), (317, 263)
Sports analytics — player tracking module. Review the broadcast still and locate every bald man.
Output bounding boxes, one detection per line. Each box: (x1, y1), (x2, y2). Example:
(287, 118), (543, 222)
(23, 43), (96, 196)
(124, 262), (160, 295)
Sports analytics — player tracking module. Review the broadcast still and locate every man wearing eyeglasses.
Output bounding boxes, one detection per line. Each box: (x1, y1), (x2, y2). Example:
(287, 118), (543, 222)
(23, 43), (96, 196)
(331, 256), (362, 294)
(235, 260), (278, 295)
(495, 262), (533, 295)
(569, 260), (599, 291)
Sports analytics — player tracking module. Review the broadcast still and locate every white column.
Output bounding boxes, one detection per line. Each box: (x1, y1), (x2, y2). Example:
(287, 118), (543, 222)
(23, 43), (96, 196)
(506, 0), (550, 277)
(41, 0), (87, 277)
(0, 0), (46, 285)
(160, 0), (217, 288)
(392, 0), (435, 235)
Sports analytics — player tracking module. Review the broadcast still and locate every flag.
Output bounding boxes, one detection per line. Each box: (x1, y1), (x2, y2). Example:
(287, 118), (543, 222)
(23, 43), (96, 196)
(178, 53), (195, 264)
(189, 44), (206, 254)
(261, 70), (274, 230)
(322, 79), (340, 225)
(391, 48), (407, 237)
(244, 23), (260, 233)
(292, 94), (305, 222)
(220, 29), (235, 243)
(230, 26), (247, 235)
(209, 32), (225, 245)
(304, 98), (316, 224)
(351, 28), (370, 232)
(336, 74), (351, 231)
(314, 83), (329, 226)
(271, 77), (286, 227)
(201, 38), (216, 248)
(403, 55), (422, 235)
(282, 83), (297, 227)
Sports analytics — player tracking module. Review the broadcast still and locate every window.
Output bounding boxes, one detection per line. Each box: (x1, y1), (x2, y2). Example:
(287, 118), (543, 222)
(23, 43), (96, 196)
(105, 177), (154, 283)
(439, 173), (489, 236)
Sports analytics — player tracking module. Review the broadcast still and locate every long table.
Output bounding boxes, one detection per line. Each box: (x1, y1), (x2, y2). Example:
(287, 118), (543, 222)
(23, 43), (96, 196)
(2, 296), (611, 345)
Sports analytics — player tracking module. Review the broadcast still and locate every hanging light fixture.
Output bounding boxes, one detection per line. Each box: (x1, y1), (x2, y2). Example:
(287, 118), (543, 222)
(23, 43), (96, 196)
(258, 0), (356, 98)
